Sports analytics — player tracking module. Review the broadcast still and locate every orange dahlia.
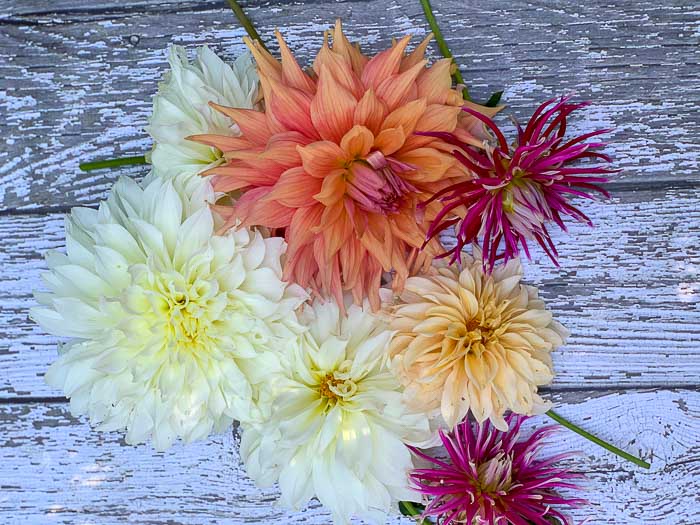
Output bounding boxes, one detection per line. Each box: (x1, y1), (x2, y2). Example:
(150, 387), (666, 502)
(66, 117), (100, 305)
(194, 21), (497, 309)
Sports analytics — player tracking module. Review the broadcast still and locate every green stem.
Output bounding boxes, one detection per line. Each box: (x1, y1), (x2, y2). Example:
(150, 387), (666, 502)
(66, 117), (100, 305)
(546, 410), (650, 469)
(400, 501), (431, 525)
(79, 155), (148, 172)
(226, 0), (269, 52)
(418, 0), (470, 101)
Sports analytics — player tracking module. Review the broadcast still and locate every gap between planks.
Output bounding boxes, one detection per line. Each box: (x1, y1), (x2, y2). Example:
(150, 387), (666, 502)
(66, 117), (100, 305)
(1, 387), (697, 524)
(3, 186), (699, 397)
(3, 178), (700, 217)
(2, 384), (700, 406)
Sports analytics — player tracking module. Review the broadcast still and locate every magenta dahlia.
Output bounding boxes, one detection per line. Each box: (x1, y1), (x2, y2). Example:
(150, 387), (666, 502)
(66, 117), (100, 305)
(410, 414), (586, 525)
(420, 97), (616, 269)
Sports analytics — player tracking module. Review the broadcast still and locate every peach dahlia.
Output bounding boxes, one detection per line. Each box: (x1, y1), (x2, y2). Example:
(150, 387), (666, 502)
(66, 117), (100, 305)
(193, 21), (497, 309)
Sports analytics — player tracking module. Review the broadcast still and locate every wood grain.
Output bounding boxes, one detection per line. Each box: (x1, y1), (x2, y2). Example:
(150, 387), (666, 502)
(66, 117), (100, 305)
(1, 388), (697, 524)
(1, 0), (699, 523)
(1, 0), (698, 211)
(3, 186), (698, 398)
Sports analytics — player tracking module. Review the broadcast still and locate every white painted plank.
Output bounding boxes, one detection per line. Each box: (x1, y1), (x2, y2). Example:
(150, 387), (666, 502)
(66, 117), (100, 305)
(1, 1), (698, 524)
(1, 0), (698, 210)
(0, 388), (697, 524)
(2, 186), (698, 398)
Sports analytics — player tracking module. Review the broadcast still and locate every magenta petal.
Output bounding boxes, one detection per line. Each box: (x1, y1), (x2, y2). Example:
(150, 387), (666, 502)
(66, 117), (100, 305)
(410, 415), (586, 525)
(419, 96), (615, 270)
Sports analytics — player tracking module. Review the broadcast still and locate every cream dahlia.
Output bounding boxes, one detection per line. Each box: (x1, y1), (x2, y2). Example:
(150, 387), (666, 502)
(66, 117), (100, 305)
(31, 175), (305, 450)
(195, 21), (498, 310)
(147, 45), (259, 177)
(389, 251), (567, 430)
(240, 295), (432, 524)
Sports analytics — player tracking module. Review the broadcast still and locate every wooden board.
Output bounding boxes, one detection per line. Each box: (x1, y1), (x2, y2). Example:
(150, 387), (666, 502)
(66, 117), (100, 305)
(1, 0), (699, 210)
(3, 186), (698, 397)
(1, 389), (698, 525)
(0, 0), (699, 523)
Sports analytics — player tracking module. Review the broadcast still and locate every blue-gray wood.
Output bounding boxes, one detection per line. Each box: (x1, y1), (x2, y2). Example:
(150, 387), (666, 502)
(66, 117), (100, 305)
(0, 1), (698, 523)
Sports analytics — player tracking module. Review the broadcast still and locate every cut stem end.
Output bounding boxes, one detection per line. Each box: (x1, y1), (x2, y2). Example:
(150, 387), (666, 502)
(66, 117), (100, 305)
(79, 155), (148, 172)
(226, 0), (269, 52)
(546, 410), (651, 469)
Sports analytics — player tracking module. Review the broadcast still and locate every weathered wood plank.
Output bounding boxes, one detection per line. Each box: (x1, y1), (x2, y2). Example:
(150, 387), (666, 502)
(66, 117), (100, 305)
(1, 0), (698, 210)
(0, 388), (697, 524)
(2, 186), (698, 398)
(1, 1), (698, 523)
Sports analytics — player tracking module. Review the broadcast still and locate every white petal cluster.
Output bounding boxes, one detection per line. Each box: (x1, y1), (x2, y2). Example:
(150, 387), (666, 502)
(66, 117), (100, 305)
(31, 175), (305, 450)
(147, 45), (258, 177)
(240, 296), (432, 524)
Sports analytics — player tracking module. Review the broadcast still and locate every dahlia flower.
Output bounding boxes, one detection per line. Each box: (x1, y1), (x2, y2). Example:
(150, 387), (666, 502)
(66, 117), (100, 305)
(147, 45), (258, 177)
(31, 175), (305, 450)
(195, 21), (498, 309)
(240, 295), (433, 524)
(389, 251), (567, 430)
(410, 414), (586, 525)
(421, 97), (615, 269)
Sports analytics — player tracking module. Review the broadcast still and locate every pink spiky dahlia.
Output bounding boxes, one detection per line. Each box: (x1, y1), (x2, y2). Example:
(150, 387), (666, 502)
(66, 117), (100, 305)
(421, 97), (615, 270)
(193, 21), (498, 310)
(410, 414), (586, 525)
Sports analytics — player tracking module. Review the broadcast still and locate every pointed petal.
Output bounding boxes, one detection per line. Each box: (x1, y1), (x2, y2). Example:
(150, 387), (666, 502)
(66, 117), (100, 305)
(361, 35), (411, 90)
(402, 33), (433, 71)
(416, 58), (454, 104)
(275, 29), (317, 94)
(330, 20), (368, 76)
(339, 125), (374, 158)
(376, 59), (426, 110)
(353, 89), (388, 135)
(267, 77), (318, 140)
(244, 36), (282, 82)
(264, 167), (322, 207)
(311, 65), (357, 143)
(209, 104), (271, 145)
(298, 141), (346, 178)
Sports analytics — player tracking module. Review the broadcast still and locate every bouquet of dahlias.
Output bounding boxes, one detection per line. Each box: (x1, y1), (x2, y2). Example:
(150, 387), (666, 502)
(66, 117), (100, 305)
(30, 3), (650, 524)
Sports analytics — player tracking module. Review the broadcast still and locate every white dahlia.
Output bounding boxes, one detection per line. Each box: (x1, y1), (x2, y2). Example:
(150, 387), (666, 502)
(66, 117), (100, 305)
(240, 296), (432, 525)
(147, 45), (259, 177)
(31, 175), (305, 450)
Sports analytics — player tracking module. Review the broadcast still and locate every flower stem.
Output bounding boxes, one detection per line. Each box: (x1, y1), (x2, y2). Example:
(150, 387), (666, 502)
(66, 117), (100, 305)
(417, 0), (470, 101)
(226, 0), (269, 53)
(546, 410), (650, 469)
(79, 155), (148, 172)
(399, 501), (432, 525)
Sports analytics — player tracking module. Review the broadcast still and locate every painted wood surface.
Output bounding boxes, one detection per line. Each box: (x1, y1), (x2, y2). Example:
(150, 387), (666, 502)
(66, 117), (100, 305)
(3, 187), (699, 398)
(1, 389), (698, 525)
(1, 0), (699, 211)
(0, 0), (698, 524)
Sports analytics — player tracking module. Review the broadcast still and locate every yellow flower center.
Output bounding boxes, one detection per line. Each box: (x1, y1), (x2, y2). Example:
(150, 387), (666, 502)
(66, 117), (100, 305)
(464, 319), (480, 332)
(476, 453), (514, 494)
(437, 454), (514, 525)
(502, 190), (516, 213)
(167, 294), (204, 347)
(319, 373), (344, 400)
(318, 361), (358, 409)
(446, 316), (498, 355)
(148, 271), (223, 354)
(494, 164), (528, 214)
